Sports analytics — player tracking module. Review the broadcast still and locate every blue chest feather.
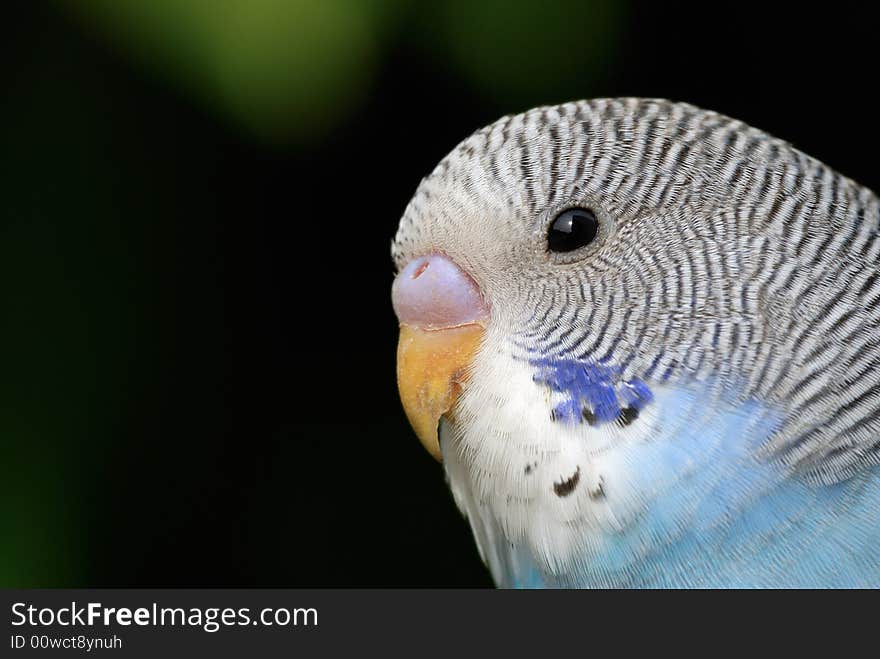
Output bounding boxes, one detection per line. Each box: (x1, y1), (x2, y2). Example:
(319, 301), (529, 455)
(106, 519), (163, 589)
(491, 358), (880, 587)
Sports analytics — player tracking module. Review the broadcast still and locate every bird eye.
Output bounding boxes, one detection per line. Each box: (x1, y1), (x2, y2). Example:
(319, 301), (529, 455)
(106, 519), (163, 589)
(547, 208), (599, 253)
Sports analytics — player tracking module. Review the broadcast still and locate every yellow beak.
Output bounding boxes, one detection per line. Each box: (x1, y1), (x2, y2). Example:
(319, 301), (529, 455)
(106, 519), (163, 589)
(396, 322), (485, 460)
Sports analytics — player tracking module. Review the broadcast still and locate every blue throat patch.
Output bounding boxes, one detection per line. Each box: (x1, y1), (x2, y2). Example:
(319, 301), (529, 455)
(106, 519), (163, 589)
(529, 356), (654, 425)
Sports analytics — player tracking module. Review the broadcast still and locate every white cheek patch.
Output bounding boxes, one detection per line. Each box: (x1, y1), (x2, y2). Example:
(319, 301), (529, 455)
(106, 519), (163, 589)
(447, 337), (674, 573)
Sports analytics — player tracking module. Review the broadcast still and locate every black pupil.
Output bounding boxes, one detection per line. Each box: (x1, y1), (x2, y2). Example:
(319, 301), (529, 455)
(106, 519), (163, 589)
(548, 208), (598, 252)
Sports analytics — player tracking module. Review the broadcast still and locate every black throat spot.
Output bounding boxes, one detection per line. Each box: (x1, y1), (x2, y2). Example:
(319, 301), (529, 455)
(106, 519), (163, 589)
(552, 467), (581, 498)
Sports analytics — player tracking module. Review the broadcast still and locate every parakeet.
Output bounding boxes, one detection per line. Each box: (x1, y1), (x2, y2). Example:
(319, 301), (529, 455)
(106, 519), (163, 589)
(390, 98), (880, 588)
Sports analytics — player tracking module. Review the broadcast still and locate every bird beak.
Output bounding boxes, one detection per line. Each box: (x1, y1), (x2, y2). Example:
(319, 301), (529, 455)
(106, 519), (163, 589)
(392, 253), (489, 460)
(396, 322), (485, 459)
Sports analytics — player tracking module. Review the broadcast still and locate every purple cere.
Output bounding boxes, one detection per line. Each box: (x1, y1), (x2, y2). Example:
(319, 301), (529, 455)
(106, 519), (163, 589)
(530, 356), (654, 426)
(392, 253), (488, 329)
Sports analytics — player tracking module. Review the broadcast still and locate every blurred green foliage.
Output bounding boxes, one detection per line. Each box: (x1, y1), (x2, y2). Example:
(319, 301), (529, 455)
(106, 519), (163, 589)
(61, 0), (400, 142)
(434, 0), (623, 106)
(60, 0), (625, 144)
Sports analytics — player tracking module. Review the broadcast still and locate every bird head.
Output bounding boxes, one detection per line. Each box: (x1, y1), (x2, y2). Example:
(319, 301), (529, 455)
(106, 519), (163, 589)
(390, 99), (777, 461)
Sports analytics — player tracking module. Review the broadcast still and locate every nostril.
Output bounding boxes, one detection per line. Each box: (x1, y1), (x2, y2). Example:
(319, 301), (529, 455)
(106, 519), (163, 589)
(392, 253), (488, 329)
(412, 260), (430, 279)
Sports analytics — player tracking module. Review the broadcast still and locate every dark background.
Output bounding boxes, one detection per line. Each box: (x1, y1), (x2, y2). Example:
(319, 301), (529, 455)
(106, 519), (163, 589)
(2, 1), (878, 587)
